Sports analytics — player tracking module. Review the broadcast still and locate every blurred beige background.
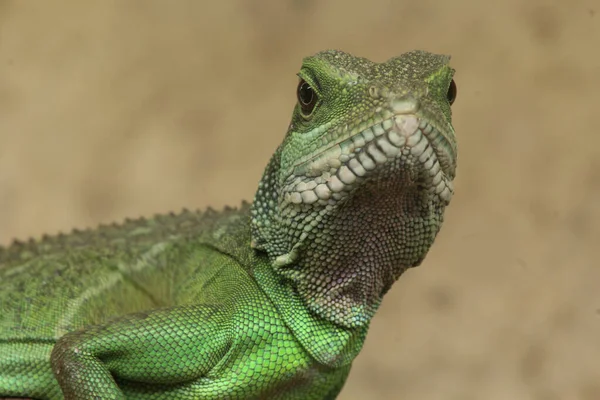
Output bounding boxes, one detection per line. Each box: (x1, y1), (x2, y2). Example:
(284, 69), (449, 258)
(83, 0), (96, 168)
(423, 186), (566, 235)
(1, 0), (599, 399)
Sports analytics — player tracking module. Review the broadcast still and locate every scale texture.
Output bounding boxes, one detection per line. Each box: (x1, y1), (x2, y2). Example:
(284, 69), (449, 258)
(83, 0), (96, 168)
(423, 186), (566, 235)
(0, 49), (458, 399)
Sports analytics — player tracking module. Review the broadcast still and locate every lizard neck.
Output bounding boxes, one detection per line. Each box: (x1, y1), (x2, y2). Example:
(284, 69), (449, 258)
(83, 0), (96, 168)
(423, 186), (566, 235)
(251, 251), (369, 368)
(194, 203), (369, 367)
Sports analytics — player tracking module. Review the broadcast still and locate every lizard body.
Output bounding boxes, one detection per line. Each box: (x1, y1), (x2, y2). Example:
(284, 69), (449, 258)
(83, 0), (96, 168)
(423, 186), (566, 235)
(0, 49), (458, 399)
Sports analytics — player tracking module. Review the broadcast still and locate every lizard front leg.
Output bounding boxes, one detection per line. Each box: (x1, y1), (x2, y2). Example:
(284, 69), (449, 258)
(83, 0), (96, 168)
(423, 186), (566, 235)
(51, 304), (231, 400)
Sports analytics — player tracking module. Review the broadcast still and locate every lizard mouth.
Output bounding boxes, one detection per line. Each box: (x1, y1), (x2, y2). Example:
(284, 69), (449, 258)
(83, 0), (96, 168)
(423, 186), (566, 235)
(282, 115), (455, 207)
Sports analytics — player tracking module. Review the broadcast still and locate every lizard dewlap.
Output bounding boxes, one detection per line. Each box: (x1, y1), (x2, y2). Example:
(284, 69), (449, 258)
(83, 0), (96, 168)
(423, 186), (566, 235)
(0, 49), (457, 400)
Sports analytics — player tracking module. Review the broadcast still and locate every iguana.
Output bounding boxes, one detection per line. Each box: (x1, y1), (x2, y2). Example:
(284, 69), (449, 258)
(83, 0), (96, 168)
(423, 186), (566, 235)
(0, 49), (458, 400)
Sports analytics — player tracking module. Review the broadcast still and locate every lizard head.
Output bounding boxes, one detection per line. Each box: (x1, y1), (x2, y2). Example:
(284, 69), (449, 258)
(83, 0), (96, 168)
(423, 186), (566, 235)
(251, 50), (458, 327)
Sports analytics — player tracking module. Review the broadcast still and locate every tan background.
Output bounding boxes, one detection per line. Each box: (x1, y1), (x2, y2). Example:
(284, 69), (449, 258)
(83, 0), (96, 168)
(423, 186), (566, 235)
(1, 0), (599, 398)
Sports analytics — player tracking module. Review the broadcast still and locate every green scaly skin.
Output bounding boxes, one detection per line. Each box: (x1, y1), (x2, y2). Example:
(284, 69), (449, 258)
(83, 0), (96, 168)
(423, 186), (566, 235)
(0, 49), (458, 400)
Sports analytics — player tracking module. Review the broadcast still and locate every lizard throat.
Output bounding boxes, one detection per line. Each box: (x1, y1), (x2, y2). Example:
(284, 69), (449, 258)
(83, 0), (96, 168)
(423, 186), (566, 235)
(277, 159), (446, 328)
(250, 116), (454, 328)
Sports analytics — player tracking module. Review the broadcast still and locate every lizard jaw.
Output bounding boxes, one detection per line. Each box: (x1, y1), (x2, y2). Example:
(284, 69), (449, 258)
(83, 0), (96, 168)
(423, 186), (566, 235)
(281, 115), (455, 209)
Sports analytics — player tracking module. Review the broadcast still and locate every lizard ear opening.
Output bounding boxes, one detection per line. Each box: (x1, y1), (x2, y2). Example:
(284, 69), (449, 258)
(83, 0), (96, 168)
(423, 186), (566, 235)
(297, 79), (318, 115)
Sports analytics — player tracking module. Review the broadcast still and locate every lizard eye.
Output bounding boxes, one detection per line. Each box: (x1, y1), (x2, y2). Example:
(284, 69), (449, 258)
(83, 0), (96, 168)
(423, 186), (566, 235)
(297, 79), (318, 115)
(447, 79), (457, 105)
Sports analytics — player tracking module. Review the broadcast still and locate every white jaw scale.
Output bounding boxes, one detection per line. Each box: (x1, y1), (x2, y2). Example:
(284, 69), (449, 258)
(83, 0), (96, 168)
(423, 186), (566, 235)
(283, 115), (454, 207)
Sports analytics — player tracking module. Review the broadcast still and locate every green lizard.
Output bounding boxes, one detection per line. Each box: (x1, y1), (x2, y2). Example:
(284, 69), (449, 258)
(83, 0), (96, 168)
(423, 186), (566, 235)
(0, 49), (458, 400)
